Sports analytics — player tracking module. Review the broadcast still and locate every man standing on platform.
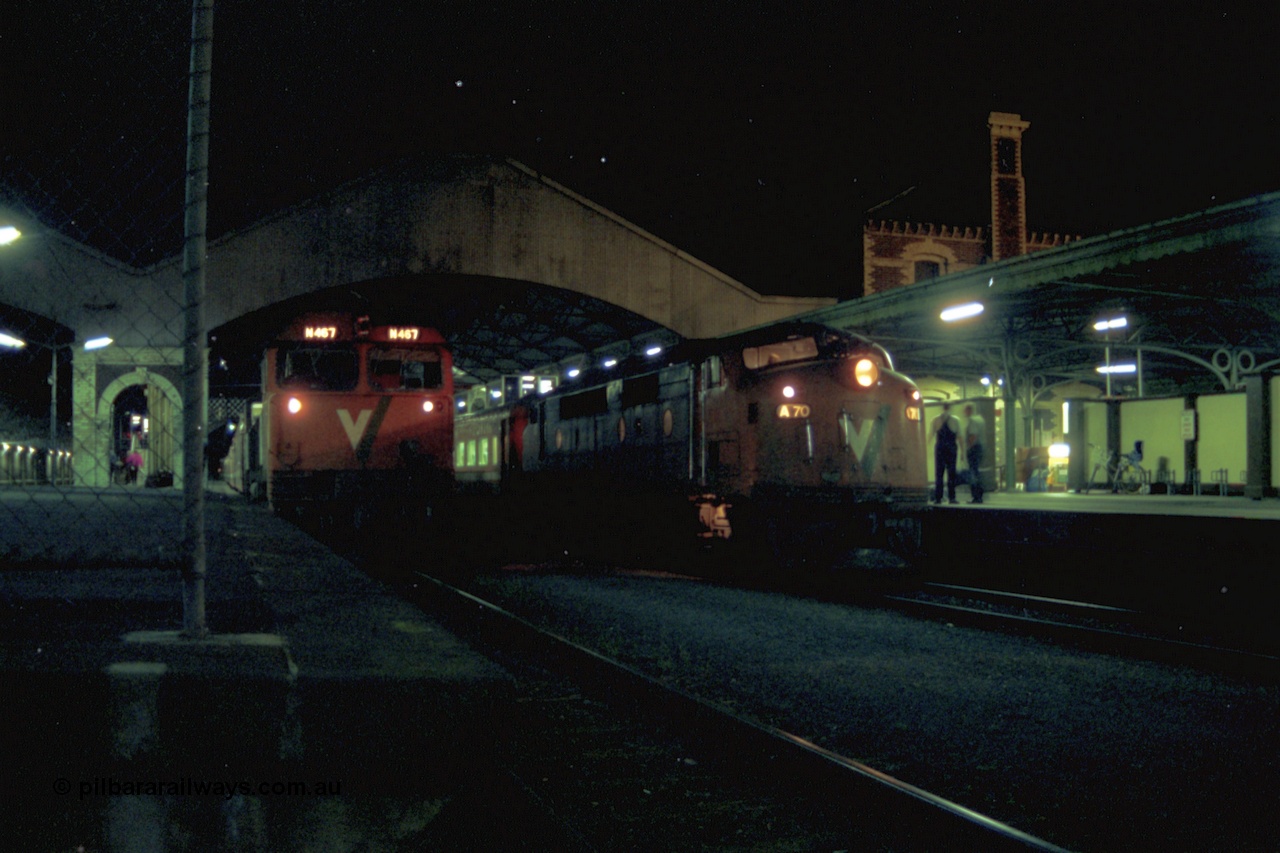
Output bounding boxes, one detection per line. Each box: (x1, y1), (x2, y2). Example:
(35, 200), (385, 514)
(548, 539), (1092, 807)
(964, 403), (986, 503)
(928, 403), (961, 504)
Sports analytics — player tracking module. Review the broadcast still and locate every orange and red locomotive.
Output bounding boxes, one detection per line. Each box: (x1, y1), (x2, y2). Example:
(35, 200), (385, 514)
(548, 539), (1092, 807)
(261, 313), (454, 515)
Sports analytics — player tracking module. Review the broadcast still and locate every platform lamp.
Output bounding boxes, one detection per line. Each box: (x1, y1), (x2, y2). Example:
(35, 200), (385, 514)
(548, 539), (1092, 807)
(1093, 315), (1128, 397)
(20, 334), (114, 483)
(52, 334), (113, 436)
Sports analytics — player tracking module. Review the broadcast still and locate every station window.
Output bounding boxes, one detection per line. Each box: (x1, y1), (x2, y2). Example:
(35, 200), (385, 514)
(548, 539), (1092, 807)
(455, 442), (466, 468)
(478, 436), (490, 467)
(466, 440), (477, 468)
(913, 260), (941, 282)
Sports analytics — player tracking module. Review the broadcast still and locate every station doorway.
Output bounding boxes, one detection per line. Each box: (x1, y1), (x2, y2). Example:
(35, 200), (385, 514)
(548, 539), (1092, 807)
(110, 384), (177, 487)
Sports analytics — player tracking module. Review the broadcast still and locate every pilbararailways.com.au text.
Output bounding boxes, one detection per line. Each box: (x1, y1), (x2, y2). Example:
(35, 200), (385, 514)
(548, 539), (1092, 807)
(57, 776), (342, 800)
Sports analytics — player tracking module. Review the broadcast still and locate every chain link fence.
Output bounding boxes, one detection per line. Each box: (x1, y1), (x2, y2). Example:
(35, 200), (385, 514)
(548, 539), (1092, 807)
(1, 5), (220, 570)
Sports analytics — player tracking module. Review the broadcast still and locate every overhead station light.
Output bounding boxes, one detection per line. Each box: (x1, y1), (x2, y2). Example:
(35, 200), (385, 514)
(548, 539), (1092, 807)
(0, 226), (20, 246)
(1096, 363), (1137, 374)
(940, 302), (984, 322)
(1093, 316), (1128, 331)
(83, 336), (113, 350)
(0, 332), (27, 349)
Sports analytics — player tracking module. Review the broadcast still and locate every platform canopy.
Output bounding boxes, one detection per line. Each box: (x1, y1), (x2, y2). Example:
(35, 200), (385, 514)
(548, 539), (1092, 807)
(809, 191), (1280, 397)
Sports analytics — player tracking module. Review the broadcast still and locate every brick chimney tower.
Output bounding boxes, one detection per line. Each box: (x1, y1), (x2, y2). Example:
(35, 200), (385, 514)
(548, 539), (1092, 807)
(988, 111), (1030, 261)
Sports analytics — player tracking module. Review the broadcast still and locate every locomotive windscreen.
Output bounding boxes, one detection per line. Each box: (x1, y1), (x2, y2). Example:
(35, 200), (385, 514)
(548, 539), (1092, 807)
(743, 336), (819, 369)
(369, 346), (444, 390)
(278, 345), (359, 390)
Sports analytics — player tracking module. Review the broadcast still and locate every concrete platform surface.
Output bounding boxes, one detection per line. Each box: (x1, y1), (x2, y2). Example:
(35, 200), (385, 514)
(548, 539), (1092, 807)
(2, 487), (516, 850)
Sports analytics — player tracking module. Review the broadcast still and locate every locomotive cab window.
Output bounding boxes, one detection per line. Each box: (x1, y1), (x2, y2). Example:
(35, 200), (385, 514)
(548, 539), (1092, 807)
(279, 346), (359, 391)
(743, 337), (819, 369)
(368, 347), (444, 391)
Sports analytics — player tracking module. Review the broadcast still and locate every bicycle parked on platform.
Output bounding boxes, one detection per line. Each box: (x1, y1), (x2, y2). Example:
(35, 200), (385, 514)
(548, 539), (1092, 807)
(1083, 441), (1147, 494)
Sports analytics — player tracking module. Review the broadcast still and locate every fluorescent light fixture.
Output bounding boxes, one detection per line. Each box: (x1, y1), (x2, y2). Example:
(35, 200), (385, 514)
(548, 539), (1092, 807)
(0, 226), (20, 246)
(940, 302), (984, 322)
(1096, 363), (1137, 374)
(980, 376), (991, 386)
(603, 358), (618, 368)
(0, 332), (27, 349)
(83, 336), (113, 350)
(567, 367), (581, 378)
(1048, 443), (1070, 459)
(645, 345), (663, 356)
(1093, 317), (1128, 331)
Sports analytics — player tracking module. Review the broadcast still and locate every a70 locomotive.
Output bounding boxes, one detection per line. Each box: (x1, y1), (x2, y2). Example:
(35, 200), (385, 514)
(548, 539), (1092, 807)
(456, 321), (928, 567)
(261, 313), (454, 516)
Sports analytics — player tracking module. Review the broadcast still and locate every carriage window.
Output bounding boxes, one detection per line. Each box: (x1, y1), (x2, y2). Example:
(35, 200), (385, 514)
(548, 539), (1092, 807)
(369, 347), (444, 390)
(742, 337), (819, 369)
(704, 355), (723, 387)
(280, 346), (359, 390)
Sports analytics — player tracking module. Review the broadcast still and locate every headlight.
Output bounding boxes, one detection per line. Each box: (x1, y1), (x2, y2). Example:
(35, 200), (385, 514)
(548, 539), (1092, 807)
(287, 397), (302, 414)
(854, 358), (878, 387)
(423, 400), (435, 413)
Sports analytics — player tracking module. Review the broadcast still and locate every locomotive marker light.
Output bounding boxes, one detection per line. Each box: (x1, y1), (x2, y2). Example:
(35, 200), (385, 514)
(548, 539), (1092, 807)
(854, 358), (879, 387)
(422, 400), (435, 413)
(287, 397), (303, 414)
(782, 385), (796, 398)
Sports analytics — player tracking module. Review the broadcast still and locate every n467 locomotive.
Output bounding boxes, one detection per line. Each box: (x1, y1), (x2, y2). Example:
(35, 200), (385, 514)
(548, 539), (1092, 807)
(457, 321), (928, 569)
(262, 313), (454, 518)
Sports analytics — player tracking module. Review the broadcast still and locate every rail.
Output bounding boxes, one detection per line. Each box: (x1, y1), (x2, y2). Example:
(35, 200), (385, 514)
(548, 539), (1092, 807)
(409, 570), (1070, 852)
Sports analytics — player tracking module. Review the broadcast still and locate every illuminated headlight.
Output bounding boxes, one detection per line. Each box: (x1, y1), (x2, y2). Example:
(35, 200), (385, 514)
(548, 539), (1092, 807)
(782, 385), (796, 399)
(423, 400), (435, 413)
(287, 397), (302, 414)
(854, 358), (879, 387)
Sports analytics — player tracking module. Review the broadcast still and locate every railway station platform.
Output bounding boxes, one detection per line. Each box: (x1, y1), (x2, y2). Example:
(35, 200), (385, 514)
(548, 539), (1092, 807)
(920, 489), (1280, 651)
(1, 486), (518, 849)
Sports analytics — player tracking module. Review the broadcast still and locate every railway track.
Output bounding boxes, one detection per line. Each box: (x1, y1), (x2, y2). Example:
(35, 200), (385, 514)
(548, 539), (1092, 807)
(883, 581), (1280, 677)
(397, 568), (1070, 852)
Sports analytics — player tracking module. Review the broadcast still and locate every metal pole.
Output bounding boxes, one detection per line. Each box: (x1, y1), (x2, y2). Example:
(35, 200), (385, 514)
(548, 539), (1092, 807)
(48, 347), (57, 482)
(182, 0), (214, 638)
(1104, 344), (1112, 397)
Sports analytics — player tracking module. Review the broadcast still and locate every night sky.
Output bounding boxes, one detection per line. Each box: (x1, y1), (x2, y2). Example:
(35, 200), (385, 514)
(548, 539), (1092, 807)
(3, 1), (1279, 300)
